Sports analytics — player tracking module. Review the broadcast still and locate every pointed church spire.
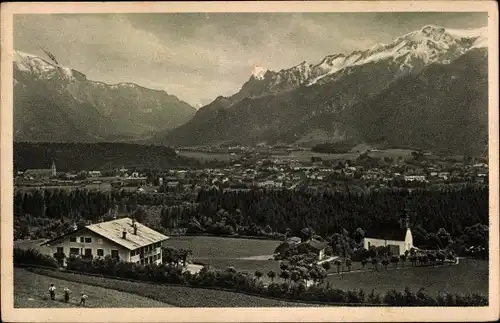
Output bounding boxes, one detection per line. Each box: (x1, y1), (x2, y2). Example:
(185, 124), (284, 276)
(51, 160), (56, 177)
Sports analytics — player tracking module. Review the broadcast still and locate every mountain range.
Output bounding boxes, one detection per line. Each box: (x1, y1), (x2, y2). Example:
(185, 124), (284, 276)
(13, 25), (489, 155)
(160, 25), (488, 155)
(13, 51), (196, 142)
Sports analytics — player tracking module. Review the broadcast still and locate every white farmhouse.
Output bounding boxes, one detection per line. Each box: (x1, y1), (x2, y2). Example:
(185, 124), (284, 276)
(42, 217), (169, 267)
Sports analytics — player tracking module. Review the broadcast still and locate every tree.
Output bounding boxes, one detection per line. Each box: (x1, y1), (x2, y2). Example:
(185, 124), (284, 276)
(279, 270), (290, 282)
(254, 270), (263, 280)
(361, 258), (368, 269)
(291, 270), (301, 284)
(382, 258), (389, 270)
(334, 259), (342, 274)
(267, 270), (276, 282)
(345, 257), (352, 272)
(179, 248), (192, 266)
(352, 228), (365, 244)
(322, 261), (331, 272)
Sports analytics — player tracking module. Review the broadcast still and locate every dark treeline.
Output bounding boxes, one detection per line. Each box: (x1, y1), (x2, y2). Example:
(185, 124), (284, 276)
(14, 186), (488, 243)
(14, 142), (198, 172)
(195, 186), (488, 238)
(311, 142), (354, 154)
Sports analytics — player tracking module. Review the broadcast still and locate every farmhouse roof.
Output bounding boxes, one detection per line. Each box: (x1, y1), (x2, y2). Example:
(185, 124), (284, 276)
(86, 217), (169, 250)
(303, 238), (328, 251)
(286, 236), (302, 244)
(364, 227), (409, 242)
(43, 217), (169, 250)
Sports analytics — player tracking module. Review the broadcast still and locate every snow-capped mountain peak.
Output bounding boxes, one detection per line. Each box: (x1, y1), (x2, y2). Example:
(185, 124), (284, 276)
(13, 50), (76, 79)
(252, 65), (268, 80)
(236, 25), (487, 98)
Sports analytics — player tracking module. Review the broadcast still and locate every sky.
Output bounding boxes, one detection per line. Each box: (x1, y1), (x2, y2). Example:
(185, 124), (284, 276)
(14, 12), (487, 108)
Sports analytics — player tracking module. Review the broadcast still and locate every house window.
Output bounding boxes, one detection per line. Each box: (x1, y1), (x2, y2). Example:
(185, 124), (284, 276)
(111, 250), (119, 259)
(80, 237), (84, 243)
(84, 248), (92, 256)
(85, 237), (92, 243)
(368, 242), (371, 248)
(70, 248), (79, 255)
(97, 249), (104, 257)
(70, 237), (77, 242)
(97, 239), (103, 244)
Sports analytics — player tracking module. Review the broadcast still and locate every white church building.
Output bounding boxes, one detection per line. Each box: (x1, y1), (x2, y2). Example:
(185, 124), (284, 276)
(362, 216), (414, 255)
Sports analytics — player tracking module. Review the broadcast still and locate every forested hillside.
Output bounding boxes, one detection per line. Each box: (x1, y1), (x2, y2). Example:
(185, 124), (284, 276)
(14, 142), (195, 172)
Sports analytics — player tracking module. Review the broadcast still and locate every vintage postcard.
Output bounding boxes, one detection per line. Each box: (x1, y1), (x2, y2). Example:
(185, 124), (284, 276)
(1, 1), (498, 322)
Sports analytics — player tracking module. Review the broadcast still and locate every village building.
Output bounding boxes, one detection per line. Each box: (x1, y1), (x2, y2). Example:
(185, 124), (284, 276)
(42, 217), (169, 267)
(87, 170), (102, 177)
(362, 216), (413, 255)
(302, 238), (328, 260)
(24, 161), (57, 180)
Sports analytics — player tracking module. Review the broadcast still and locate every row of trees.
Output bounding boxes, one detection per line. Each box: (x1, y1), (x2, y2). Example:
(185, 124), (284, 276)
(15, 249), (487, 306)
(14, 187), (489, 258)
(195, 186), (488, 238)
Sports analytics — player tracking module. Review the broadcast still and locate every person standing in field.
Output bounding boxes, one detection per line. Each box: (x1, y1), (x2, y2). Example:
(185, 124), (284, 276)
(48, 284), (56, 300)
(63, 287), (71, 303)
(79, 292), (88, 306)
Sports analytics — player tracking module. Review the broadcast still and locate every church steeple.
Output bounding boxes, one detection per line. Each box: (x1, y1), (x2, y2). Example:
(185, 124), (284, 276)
(51, 160), (56, 177)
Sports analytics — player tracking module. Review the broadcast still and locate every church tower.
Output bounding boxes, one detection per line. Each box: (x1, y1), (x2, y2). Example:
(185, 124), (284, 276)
(51, 160), (56, 177)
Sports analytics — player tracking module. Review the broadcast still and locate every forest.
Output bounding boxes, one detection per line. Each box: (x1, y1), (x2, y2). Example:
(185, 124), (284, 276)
(13, 142), (201, 172)
(14, 186), (488, 247)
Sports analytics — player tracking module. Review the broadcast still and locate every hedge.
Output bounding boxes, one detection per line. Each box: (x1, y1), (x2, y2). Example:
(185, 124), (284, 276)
(14, 249), (488, 306)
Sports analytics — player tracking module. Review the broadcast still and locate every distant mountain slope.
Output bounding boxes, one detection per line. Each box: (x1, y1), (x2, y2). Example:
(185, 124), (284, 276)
(160, 25), (488, 154)
(13, 51), (196, 142)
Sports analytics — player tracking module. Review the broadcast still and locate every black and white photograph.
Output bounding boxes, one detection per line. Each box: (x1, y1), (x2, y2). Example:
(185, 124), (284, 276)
(1, 1), (498, 322)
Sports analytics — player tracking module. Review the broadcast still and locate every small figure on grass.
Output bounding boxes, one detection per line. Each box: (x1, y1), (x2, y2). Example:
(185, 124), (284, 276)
(48, 284), (56, 300)
(79, 292), (88, 306)
(63, 287), (71, 303)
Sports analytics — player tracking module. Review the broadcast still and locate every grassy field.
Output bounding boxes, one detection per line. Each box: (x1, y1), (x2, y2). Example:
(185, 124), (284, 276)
(166, 236), (282, 277)
(18, 268), (321, 307)
(14, 268), (173, 308)
(324, 258), (488, 295)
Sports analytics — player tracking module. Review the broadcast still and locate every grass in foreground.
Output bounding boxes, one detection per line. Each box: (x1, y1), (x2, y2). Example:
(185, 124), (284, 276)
(20, 267), (323, 307)
(14, 268), (173, 308)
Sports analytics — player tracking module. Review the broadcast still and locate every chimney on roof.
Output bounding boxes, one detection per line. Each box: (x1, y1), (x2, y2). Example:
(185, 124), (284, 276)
(122, 231), (127, 239)
(133, 224), (137, 235)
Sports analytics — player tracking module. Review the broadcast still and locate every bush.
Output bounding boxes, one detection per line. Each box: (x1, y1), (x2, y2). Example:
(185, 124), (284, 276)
(14, 248), (59, 268)
(36, 253), (488, 307)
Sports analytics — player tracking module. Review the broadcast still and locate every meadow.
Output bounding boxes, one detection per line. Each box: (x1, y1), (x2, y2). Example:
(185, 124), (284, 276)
(14, 268), (173, 308)
(17, 267), (320, 307)
(166, 236), (282, 277)
(324, 258), (488, 295)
